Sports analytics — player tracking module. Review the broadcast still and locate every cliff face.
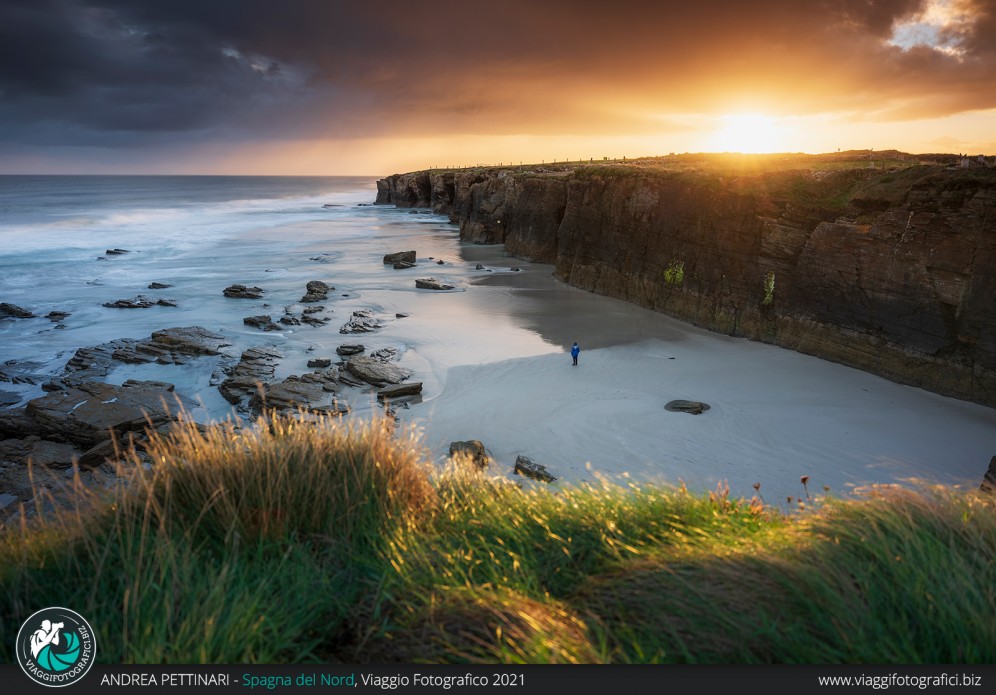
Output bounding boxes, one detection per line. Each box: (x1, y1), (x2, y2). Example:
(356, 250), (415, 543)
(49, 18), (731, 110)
(377, 165), (996, 406)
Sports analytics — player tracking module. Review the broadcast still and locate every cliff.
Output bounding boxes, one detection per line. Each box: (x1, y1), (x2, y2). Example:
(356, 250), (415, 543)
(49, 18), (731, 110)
(377, 158), (996, 407)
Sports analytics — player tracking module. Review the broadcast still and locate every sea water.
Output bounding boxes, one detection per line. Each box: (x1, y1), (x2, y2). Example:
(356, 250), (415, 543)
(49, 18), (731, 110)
(0, 175), (558, 421)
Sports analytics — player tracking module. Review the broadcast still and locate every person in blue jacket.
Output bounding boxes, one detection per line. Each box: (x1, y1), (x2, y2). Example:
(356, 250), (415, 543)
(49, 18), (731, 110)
(571, 341), (580, 366)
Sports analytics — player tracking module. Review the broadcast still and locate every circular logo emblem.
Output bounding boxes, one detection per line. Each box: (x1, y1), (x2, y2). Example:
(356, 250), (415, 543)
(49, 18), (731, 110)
(15, 607), (96, 688)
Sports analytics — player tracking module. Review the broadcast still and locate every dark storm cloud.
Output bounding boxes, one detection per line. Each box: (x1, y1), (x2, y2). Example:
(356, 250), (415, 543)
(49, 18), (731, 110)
(1, 0), (995, 149)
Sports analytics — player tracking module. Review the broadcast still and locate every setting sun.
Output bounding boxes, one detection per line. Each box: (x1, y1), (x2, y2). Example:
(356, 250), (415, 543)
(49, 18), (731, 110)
(709, 113), (782, 154)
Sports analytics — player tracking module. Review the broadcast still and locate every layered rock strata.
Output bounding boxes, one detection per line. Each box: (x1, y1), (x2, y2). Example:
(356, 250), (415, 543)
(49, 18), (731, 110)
(378, 165), (996, 406)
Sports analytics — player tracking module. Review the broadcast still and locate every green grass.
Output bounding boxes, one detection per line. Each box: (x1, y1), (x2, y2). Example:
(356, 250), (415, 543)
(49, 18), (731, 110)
(1, 416), (993, 664)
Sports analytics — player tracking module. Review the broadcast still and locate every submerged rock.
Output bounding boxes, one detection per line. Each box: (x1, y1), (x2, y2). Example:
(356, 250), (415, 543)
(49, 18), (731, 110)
(393, 261), (416, 269)
(301, 314), (331, 327)
(243, 315), (280, 331)
(307, 358), (332, 368)
(0, 303), (35, 318)
(147, 282), (173, 289)
(102, 296), (176, 309)
(664, 400), (711, 415)
(105, 248), (130, 255)
(513, 455), (556, 483)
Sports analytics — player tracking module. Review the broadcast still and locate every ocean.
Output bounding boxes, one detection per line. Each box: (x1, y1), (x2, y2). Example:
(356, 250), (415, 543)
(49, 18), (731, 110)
(1, 175), (994, 502)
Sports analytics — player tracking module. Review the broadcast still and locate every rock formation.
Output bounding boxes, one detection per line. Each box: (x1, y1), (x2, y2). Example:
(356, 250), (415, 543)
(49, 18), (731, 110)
(384, 250), (416, 264)
(223, 284), (264, 299)
(415, 278), (454, 291)
(513, 455), (556, 483)
(340, 310), (382, 334)
(378, 164), (996, 407)
(449, 440), (491, 470)
(0, 303), (35, 318)
(218, 347), (281, 405)
(300, 280), (331, 303)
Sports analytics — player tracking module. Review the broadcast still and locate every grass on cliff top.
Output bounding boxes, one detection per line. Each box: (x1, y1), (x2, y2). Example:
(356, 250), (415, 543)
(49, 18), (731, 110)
(1, 415), (993, 664)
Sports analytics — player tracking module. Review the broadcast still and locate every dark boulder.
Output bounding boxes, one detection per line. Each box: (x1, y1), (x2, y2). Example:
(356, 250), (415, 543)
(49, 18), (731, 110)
(376, 382), (422, 400)
(448, 440), (491, 470)
(513, 455), (557, 483)
(0, 303), (35, 318)
(243, 315), (280, 331)
(384, 250), (416, 264)
(223, 284), (264, 299)
(415, 278), (454, 291)
(981, 456), (996, 494)
(301, 280), (332, 303)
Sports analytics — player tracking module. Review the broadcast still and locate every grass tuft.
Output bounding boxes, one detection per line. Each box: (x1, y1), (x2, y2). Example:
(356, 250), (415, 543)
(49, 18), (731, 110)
(1, 418), (992, 664)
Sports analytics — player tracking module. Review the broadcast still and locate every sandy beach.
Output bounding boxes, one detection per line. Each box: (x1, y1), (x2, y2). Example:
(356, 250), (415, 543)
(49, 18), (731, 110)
(412, 245), (996, 505)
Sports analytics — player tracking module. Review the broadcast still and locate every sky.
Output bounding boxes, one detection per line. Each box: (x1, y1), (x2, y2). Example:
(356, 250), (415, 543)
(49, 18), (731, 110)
(1, 0), (995, 175)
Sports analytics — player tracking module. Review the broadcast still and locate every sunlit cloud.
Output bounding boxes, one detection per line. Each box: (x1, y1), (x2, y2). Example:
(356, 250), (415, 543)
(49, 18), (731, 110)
(888, 0), (978, 58)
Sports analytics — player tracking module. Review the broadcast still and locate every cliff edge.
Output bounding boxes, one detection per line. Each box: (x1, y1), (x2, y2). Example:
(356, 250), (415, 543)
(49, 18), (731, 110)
(377, 154), (996, 407)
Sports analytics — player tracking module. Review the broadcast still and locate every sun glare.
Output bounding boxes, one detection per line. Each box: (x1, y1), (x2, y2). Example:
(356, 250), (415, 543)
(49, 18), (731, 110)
(709, 113), (782, 154)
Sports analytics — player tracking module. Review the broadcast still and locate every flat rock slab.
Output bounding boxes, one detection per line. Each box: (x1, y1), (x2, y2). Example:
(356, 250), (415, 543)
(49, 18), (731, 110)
(103, 295), (175, 309)
(376, 382), (422, 400)
(26, 381), (179, 447)
(223, 284), (264, 299)
(415, 278), (454, 291)
(665, 400), (711, 415)
(249, 371), (345, 417)
(336, 344), (365, 356)
(0, 390), (21, 408)
(59, 326), (230, 385)
(25, 440), (79, 469)
(346, 357), (412, 386)
(218, 346), (282, 405)
(148, 327), (230, 355)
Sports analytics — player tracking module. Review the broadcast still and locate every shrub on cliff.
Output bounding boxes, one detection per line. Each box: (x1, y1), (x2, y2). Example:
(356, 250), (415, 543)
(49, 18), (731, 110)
(0, 416), (993, 664)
